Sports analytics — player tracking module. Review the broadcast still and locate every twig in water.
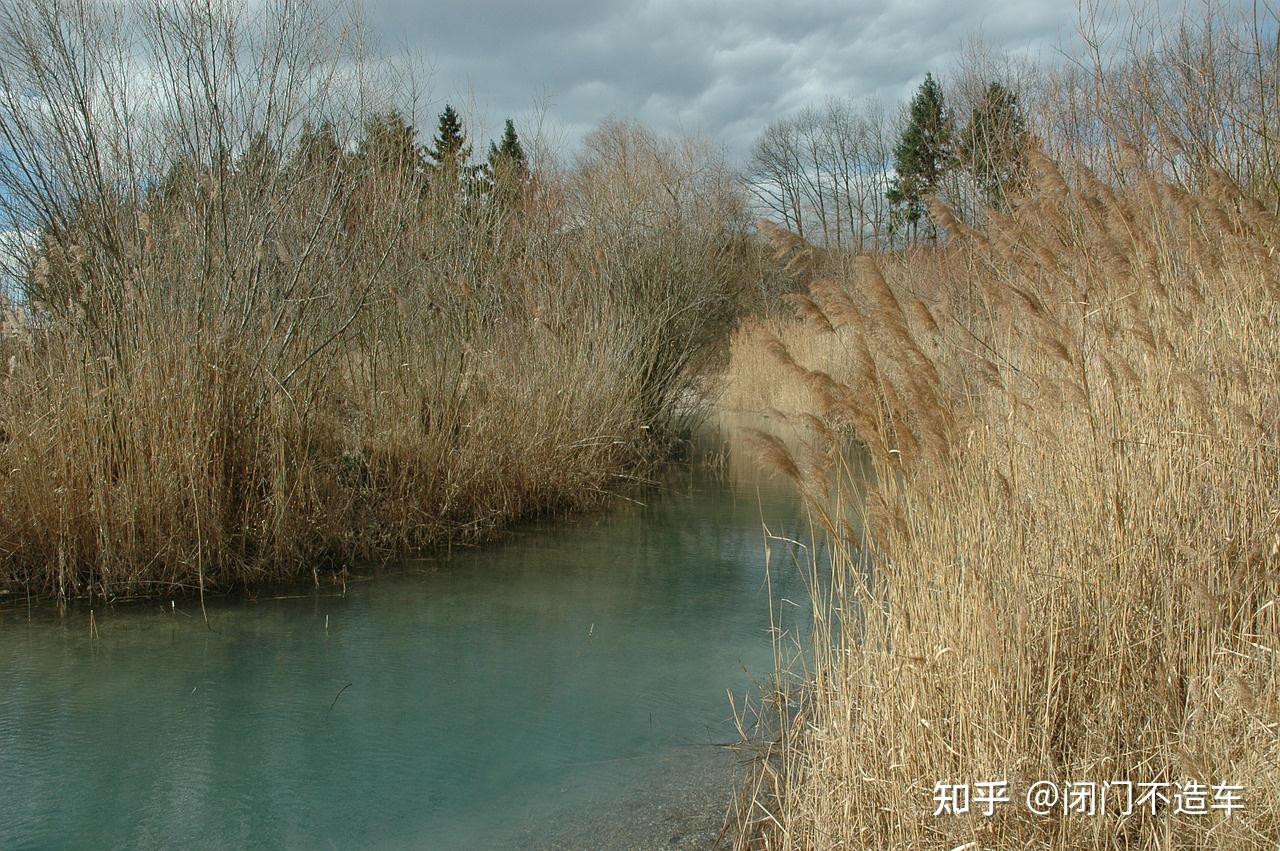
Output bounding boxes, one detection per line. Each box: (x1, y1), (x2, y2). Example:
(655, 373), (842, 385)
(325, 682), (353, 720)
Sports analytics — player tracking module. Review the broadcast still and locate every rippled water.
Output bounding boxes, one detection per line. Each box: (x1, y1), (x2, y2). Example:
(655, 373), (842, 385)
(0, 415), (815, 849)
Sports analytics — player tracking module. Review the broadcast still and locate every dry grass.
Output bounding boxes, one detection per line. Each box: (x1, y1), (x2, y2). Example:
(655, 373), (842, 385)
(730, 151), (1280, 848)
(721, 317), (847, 415)
(0, 0), (753, 601)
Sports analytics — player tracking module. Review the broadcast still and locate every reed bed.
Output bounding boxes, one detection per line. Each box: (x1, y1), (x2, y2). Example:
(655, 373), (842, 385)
(730, 152), (1280, 848)
(722, 316), (847, 415)
(0, 0), (758, 601)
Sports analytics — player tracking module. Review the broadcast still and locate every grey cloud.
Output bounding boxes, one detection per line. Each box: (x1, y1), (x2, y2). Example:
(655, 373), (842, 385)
(357, 0), (1210, 163)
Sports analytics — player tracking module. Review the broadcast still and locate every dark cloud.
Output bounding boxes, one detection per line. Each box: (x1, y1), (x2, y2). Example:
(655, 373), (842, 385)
(358, 0), (1200, 162)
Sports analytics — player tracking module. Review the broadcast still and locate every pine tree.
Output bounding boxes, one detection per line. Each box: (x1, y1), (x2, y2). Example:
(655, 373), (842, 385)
(886, 73), (954, 242)
(485, 118), (528, 206)
(426, 104), (472, 176)
(960, 82), (1029, 210)
(356, 111), (423, 178)
(488, 119), (526, 174)
(293, 120), (344, 177)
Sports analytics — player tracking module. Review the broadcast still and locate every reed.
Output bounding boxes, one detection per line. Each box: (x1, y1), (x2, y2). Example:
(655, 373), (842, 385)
(730, 152), (1280, 848)
(0, 0), (754, 600)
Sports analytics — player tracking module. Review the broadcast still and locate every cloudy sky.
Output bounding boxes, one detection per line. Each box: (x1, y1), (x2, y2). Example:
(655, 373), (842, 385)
(360, 0), (1095, 163)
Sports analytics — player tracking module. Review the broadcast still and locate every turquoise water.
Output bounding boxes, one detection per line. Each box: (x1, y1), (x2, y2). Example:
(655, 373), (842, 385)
(0, 417), (813, 850)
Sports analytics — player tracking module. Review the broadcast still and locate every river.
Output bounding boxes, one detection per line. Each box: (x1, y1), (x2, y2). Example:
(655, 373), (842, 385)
(0, 414), (815, 850)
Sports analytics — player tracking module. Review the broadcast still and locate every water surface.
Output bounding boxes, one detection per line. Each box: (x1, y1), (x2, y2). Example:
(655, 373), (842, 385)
(0, 415), (815, 849)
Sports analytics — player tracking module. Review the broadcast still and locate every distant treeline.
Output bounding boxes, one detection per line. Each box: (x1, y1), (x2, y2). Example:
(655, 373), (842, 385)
(747, 2), (1280, 248)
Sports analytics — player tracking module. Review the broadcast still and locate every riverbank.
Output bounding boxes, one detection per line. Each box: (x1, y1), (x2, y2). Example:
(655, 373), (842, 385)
(0, 412), (808, 850)
(0, 1), (802, 602)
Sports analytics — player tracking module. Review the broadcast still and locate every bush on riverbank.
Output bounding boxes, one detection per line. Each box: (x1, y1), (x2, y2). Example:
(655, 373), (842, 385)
(728, 150), (1280, 846)
(0, 0), (764, 600)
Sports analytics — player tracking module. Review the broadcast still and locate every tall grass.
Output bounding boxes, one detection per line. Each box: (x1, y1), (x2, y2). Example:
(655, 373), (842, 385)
(0, 0), (754, 600)
(730, 150), (1280, 847)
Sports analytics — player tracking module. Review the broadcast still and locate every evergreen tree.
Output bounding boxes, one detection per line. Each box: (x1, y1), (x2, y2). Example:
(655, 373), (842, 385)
(356, 111), (424, 178)
(485, 118), (528, 205)
(293, 120), (344, 177)
(426, 104), (472, 176)
(960, 82), (1029, 210)
(487, 119), (526, 174)
(886, 73), (954, 242)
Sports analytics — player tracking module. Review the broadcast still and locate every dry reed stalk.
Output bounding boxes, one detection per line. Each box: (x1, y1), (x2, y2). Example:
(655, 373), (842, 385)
(0, 0), (756, 600)
(729, 151), (1280, 848)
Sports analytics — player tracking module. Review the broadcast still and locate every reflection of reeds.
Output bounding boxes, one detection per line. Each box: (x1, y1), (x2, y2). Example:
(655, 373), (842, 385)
(730, 155), (1280, 848)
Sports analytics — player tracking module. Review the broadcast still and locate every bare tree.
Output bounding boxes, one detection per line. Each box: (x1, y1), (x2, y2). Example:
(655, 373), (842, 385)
(747, 99), (894, 250)
(747, 119), (808, 238)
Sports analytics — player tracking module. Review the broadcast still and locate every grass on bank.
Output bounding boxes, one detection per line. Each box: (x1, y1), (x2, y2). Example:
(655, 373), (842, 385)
(729, 152), (1280, 848)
